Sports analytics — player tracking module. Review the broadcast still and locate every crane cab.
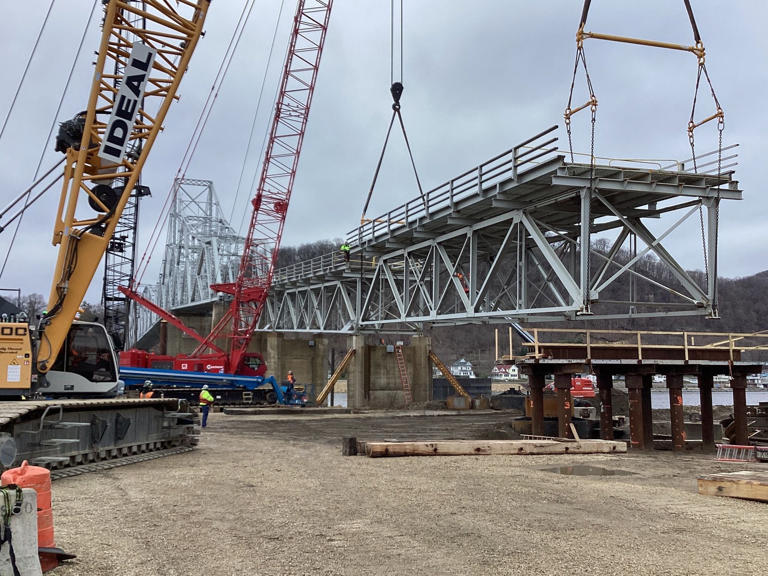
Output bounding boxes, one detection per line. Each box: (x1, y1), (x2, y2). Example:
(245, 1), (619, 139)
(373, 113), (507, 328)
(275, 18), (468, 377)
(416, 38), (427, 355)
(41, 321), (123, 398)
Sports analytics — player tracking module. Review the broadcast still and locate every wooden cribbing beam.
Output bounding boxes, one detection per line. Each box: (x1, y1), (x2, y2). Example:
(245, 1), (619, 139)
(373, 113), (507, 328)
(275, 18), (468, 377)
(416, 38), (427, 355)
(363, 439), (627, 458)
(315, 348), (356, 405)
(698, 471), (768, 502)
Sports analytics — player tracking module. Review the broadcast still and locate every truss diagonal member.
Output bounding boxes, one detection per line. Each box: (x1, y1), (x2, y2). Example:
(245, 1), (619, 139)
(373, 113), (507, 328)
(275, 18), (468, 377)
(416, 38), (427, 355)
(320, 286), (340, 331)
(520, 213), (582, 307)
(436, 238), (471, 312)
(261, 297), (276, 328)
(382, 263), (406, 318)
(286, 295), (298, 329)
(527, 246), (568, 309)
(591, 227), (630, 287)
(474, 215), (521, 311)
(405, 251), (434, 317)
(337, 282), (356, 323)
(360, 264), (382, 323)
(309, 288), (324, 329)
(593, 192), (707, 303)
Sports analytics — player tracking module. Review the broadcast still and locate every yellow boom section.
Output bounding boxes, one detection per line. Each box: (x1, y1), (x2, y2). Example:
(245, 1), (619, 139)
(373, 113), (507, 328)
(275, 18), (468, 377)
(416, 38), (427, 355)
(38, 0), (210, 372)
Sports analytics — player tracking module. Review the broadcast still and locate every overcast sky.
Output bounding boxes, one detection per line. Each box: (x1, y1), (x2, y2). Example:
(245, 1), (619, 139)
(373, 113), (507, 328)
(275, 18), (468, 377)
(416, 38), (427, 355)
(0, 0), (766, 306)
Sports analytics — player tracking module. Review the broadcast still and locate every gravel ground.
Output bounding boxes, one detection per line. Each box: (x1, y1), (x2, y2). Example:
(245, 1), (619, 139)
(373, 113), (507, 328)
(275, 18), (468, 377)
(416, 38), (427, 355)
(49, 409), (767, 575)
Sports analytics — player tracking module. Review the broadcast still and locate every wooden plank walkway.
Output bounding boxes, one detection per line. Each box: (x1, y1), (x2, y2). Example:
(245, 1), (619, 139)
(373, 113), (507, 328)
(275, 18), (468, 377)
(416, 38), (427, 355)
(697, 471), (768, 502)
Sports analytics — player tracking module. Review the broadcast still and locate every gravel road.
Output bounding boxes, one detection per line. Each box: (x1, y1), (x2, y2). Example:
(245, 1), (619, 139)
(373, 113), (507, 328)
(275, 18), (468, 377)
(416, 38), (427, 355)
(50, 410), (767, 575)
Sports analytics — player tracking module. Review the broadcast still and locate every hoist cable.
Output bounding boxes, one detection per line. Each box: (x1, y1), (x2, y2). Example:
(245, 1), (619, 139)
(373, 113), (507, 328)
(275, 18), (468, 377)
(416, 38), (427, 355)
(579, 0), (591, 29)
(229, 0), (288, 226)
(0, 0), (56, 144)
(239, 8), (295, 236)
(0, 0), (98, 282)
(395, 110), (425, 207)
(683, 0), (702, 44)
(134, 0), (256, 286)
(390, 0), (403, 85)
(361, 112), (397, 219)
(360, 0), (425, 226)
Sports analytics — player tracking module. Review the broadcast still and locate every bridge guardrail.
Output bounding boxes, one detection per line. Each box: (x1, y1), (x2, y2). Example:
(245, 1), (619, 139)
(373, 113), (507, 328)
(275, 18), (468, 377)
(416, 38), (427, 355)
(348, 125), (559, 247)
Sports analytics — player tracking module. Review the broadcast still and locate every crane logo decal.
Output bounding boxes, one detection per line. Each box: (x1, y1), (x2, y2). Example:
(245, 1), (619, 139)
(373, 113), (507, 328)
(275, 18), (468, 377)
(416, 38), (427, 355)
(98, 42), (156, 164)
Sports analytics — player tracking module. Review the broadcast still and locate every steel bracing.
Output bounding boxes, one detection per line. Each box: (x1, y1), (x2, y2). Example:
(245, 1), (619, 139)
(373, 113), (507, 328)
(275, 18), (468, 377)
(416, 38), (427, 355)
(259, 126), (741, 333)
(128, 179), (244, 346)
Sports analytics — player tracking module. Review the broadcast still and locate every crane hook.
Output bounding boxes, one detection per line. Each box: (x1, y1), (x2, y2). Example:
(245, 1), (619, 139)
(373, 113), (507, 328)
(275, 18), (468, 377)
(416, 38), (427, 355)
(390, 82), (403, 111)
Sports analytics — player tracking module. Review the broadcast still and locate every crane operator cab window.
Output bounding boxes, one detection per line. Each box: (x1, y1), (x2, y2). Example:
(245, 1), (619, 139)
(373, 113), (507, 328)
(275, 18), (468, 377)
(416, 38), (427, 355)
(51, 324), (117, 382)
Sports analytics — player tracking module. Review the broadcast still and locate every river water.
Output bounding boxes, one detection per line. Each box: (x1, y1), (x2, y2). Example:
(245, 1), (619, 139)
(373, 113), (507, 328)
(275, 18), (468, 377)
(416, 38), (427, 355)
(650, 389), (768, 409)
(323, 390), (768, 410)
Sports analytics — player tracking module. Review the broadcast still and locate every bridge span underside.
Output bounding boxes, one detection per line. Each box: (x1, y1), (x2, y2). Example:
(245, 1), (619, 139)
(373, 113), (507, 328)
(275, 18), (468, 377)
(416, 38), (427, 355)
(262, 127), (740, 334)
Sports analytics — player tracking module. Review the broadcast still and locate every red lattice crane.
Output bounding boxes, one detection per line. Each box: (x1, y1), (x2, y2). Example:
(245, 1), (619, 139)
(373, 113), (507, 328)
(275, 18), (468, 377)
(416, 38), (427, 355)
(123, 0), (332, 375)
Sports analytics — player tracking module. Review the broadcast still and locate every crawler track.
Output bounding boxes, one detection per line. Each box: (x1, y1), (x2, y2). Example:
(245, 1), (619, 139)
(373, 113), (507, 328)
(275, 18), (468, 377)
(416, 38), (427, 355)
(50, 446), (195, 480)
(0, 398), (198, 474)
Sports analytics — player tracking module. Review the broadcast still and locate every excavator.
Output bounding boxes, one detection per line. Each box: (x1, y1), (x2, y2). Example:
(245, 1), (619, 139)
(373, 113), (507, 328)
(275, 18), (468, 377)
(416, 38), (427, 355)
(0, 1), (209, 469)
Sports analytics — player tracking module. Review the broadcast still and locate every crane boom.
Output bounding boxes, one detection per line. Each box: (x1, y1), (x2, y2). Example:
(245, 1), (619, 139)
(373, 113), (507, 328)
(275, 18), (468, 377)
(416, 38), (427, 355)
(37, 0), (210, 373)
(210, 0), (333, 373)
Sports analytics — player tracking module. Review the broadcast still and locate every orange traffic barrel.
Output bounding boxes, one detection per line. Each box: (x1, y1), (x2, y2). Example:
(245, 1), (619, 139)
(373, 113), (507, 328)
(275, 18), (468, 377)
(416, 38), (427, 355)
(2, 460), (57, 571)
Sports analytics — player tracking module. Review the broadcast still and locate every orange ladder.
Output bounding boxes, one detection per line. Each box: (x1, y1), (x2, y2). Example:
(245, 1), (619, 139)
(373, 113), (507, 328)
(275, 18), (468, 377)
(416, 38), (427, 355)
(395, 345), (413, 405)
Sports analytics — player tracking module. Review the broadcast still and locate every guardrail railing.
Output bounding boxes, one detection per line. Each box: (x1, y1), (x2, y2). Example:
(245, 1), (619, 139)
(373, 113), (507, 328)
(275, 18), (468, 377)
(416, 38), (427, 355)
(348, 125), (559, 246)
(521, 327), (768, 363)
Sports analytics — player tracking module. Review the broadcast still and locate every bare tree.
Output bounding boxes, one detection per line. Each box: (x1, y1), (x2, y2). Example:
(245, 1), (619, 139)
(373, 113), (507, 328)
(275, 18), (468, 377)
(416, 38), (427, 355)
(21, 293), (46, 320)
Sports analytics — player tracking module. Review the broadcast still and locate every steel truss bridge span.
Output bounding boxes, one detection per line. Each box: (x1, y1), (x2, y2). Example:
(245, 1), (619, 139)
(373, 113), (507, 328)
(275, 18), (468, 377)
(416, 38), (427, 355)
(260, 126), (740, 334)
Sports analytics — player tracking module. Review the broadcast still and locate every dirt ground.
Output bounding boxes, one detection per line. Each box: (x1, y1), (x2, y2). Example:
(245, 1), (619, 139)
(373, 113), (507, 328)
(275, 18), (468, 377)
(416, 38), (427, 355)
(50, 409), (767, 576)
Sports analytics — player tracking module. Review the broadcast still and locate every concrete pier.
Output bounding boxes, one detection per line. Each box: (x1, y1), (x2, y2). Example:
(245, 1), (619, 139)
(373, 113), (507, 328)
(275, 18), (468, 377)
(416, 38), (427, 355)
(345, 335), (431, 409)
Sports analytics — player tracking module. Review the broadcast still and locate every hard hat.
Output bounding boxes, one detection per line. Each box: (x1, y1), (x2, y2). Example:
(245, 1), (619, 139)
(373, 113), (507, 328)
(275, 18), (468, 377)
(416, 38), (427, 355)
(202, 384), (209, 389)
(288, 370), (293, 374)
(144, 380), (152, 387)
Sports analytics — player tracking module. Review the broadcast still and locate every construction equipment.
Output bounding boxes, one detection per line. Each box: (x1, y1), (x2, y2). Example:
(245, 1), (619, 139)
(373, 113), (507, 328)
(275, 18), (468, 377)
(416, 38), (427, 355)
(0, 1), (209, 470)
(121, 0), (333, 383)
(27, 0), (210, 398)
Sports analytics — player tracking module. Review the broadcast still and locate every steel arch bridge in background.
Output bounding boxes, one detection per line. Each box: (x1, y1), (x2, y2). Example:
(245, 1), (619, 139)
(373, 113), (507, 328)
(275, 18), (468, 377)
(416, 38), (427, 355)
(128, 179), (244, 347)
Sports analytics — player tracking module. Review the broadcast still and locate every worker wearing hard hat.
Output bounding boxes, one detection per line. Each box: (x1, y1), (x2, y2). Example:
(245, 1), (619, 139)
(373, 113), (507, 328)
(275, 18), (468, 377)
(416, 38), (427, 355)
(140, 380), (155, 399)
(199, 384), (215, 428)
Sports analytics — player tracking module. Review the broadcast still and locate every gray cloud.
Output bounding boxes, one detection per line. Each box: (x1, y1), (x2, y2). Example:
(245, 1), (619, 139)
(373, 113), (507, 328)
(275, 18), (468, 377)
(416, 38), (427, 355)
(1, 0), (766, 305)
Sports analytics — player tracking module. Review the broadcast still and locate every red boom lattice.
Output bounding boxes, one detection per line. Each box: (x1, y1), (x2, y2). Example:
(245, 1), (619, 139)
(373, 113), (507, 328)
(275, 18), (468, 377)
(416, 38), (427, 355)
(206, 0), (332, 370)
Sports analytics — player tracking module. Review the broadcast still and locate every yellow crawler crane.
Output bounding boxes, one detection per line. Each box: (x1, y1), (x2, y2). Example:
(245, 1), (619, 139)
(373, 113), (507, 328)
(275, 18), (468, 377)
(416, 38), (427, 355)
(0, 1), (210, 472)
(33, 0), (209, 397)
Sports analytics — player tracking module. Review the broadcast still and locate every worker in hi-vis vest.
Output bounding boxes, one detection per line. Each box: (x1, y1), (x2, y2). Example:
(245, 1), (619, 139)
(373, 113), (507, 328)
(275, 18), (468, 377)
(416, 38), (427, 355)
(140, 380), (155, 399)
(199, 385), (214, 428)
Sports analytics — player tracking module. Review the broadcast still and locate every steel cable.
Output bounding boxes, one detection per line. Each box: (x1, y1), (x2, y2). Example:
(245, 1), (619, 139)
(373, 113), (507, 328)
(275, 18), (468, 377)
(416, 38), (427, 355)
(134, 0), (257, 286)
(0, 0), (98, 281)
